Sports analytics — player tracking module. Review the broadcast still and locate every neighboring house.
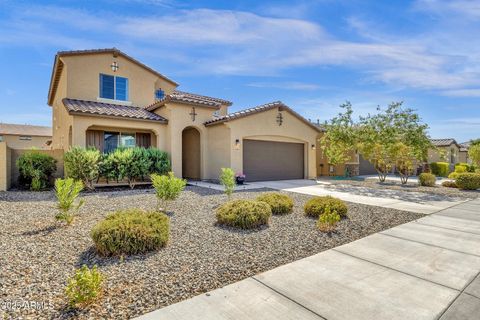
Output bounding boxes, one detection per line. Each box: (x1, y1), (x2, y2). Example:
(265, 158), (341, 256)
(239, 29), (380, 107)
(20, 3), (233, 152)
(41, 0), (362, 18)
(0, 123), (52, 150)
(459, 141), (470, 164)
(428, 138), (461, 165)
(47, 48), (321, 182)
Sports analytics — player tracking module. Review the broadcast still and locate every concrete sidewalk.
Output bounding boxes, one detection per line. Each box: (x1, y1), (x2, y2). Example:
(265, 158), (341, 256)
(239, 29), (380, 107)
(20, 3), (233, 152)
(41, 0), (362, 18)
(136, 199), (480, 320)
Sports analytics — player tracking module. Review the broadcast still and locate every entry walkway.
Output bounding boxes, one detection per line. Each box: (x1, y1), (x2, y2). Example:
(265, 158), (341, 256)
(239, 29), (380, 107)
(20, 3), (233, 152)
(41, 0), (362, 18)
(137, 199), (480, 320)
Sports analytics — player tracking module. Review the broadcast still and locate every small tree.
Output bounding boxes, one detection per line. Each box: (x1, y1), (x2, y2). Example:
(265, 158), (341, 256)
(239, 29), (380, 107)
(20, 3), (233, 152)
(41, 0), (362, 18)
(151, 172), (186, 212)
(469, 144), (480, 168)
(64, 147), (100, 190)
(55, 178), (85, 225)
(320, 102), (357, 175)
(358, 102), (430, 183)
(219, 168), (236, 200)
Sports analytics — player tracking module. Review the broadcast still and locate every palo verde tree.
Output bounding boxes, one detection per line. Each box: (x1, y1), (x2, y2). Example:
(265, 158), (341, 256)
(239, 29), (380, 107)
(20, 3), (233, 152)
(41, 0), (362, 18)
(357, 102), (431, 183)
(320, 102), (358, 175)
(469, 139), (480, 168)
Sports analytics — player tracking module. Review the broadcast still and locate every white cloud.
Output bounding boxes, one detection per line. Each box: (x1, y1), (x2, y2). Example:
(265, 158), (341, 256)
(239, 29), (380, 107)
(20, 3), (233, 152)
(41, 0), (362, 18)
(441, 88), (480, 97)
(246, 81), (321, 90)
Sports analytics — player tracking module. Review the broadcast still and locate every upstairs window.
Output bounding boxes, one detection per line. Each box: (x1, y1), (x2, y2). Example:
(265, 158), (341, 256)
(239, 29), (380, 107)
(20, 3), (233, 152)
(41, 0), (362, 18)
(155, 89), (165, 100)
(99, 74), (128, 101)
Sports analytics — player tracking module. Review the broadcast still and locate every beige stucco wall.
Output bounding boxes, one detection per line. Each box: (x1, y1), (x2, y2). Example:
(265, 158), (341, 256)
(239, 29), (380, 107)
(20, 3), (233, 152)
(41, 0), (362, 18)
(155, 102), (218, 179)
(0, 135), (51, 150)
(428, 145), (460, 164)
(458, 151), (469, 164)
(206, 124), (231, 180)
(61, 53), (177, 107)
(0, 142), (11, 191)
(209, 107), (319, 180)
(52, 63), (72, 150)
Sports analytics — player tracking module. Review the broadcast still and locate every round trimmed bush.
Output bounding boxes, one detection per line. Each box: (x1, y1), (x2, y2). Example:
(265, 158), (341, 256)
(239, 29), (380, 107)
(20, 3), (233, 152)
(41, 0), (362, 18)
(256, 193), (294, 215)
(456, 173), (480, 190)
(91, 209), (169, 256)
(304, 196), (348, 218)
(448, 172), (459, 180)
(442, 180), (458, 188)
(419, 173), (436, 187)
(216, 200), (271, 229)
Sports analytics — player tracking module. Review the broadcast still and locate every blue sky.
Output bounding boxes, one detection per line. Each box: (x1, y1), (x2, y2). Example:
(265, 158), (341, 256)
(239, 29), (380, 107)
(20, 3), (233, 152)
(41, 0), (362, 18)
(0, 0), (479, 142)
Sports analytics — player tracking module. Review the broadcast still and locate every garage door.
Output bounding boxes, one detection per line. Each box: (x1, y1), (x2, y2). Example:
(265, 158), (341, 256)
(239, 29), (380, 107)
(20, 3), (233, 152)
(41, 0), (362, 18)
(243, 139), (304, 181)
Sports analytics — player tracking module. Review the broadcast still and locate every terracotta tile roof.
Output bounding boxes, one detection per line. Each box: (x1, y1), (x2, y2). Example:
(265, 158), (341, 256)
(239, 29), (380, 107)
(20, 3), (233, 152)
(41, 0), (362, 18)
(146, 90), (232, 111)
(430, 138), (458, 147)
(48, 48), (178, 106)
(63, 98), (168, 123)
(0, 123), (52, 137)
(204, 101), (323, 132)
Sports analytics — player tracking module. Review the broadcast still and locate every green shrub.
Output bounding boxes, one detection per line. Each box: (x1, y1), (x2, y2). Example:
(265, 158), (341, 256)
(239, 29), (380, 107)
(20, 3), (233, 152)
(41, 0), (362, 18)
(256, 193), (294, 215)
(456, 163), (476, 173)
(304, 196), (348, 218)
(442, 180), (458, 188)
(91, 209), (170, 256)
(65, 265), (103, 308)
(448, 172), (459, 180)
(430, 162), (450, 177)
(64, 147), (100, 190)
(147, 148), (171, 175)
(216, 200), (271, 229)
(316, 206), (341, 232)
(219, 168), (236, 200)
(418, 173), (436, 187)
(455, 165), (467, 173)
(151, 172), (186, 211)
(456, 173), (480, 190)
(55, 178), (85, 225)
(16, 150), (57, 190)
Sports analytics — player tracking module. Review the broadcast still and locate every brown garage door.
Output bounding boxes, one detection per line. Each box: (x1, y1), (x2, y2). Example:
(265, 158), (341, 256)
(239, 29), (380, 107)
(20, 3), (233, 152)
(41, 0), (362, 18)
(243, 139), (304, 181)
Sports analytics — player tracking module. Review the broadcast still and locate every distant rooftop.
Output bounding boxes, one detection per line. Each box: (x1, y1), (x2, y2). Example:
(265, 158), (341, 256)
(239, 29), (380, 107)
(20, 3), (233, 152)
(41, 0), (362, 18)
(0, 123), (52, 137)
(430, 138), (458, 147)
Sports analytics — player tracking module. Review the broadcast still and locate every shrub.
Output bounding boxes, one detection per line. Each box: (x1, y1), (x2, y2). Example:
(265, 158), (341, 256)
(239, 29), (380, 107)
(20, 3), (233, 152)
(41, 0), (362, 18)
(65, 265), (103, 308)
(55, 178), (85, 225)
(151, 172), (186, 212)
(16, 150), (57, 190)
(256, 193), (293, 215)
(456, 162), (475, 173)
(316, 206), (341, 232)
(430, 162), (450, 177)
(111, 147), (152, 188)
(454, 165), (467, 173)
(216, 200), (271, 229)
(304, 196), (348, 218)
(448, 172), (459, 180)
(442, 180), (458, 188)
(147, 148), (171, 175)
(219, 168), (236, 200)
(91, 209), (170, 256)
(64, 147), (100, 190)
(456, 173), (480, 190)
(418, 173), (436, 187)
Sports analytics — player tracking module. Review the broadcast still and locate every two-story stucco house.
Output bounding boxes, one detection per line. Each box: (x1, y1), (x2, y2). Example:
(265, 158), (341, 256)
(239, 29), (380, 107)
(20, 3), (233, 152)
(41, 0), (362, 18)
(47, 48), (321, 182)
(428, 138), (463, 165)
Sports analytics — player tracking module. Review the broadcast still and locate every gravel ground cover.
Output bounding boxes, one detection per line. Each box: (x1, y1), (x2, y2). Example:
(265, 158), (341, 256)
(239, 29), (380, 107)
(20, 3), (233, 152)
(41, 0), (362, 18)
(0, 186), (423, 319)
(324, 178), (479, 199)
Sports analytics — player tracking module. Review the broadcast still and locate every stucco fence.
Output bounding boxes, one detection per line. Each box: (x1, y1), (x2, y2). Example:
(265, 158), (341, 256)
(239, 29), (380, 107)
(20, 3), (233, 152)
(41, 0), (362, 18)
(0, 142), (64, 191)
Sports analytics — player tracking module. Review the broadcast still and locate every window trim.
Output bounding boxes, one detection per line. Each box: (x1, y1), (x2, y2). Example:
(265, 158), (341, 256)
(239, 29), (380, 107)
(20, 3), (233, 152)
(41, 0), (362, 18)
(19, 136), (32, 141)
(99, 73), (129, 102)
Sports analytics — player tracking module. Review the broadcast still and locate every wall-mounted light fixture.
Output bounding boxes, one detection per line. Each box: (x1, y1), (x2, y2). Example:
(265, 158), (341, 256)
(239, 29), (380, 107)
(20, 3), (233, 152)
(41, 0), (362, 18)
(311, 144), (316, 150)
(234, 139), (240, 150)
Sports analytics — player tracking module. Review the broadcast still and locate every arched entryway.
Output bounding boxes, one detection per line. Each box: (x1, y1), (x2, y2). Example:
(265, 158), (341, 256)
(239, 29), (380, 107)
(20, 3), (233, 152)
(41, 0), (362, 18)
(182, 127), (201, 180)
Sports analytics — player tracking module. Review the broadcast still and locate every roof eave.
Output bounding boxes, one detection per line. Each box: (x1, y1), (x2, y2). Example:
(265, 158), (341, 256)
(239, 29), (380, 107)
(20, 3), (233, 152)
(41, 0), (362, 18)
(67, 110), (168, 124)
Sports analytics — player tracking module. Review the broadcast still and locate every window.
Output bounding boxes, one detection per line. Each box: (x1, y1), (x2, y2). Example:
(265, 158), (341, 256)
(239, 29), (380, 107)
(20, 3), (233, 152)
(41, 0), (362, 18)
(19, 136), (32, 141)
(99, 74), (128, 101)
(0, 135), (3, 142)
(103, 132), (136, 153)
(155, 89), (165, 100)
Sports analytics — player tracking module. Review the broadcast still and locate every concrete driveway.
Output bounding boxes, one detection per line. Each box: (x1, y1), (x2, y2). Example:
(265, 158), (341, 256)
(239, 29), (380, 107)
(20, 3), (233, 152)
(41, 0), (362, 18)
(251, 179), (465, 214)
(137, 199), (480, 320)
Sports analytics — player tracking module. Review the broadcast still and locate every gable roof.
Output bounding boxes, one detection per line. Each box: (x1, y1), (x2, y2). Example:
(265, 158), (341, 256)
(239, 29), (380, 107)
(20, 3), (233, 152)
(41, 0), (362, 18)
(146, 90), (232, 111)
(48, 48), (178, 106)
(430, 138), (459, 147)
(63, 98), (168, 123)
(0, 123), (52, 137)
(204, 101), (323, 132)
